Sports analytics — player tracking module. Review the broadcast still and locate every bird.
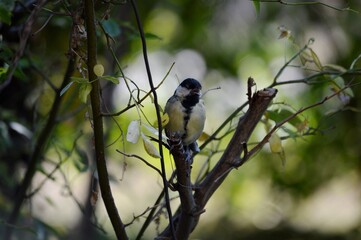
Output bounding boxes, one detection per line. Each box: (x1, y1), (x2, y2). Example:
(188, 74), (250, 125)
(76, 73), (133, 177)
(164, 78), (206, 155)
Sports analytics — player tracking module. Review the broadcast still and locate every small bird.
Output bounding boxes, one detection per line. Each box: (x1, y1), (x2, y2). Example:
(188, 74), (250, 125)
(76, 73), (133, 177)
(164, 78), (206, 154)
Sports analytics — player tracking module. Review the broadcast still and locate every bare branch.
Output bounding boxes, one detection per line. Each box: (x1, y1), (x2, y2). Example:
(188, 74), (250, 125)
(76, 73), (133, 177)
(159, 83), (277, 239)
(129, 0), (175, 238)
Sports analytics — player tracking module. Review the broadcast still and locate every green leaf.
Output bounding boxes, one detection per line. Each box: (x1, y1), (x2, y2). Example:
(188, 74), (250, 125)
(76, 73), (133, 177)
(79, 82), (92, 103)
(310, 48), (322, 70)
(144, 32), (162, 40)
(323, 64), (346, 73)
(253, 0), (261, 16)
(0, 0), (15, 25)
(101, 75), (120, 84)
(102, 19), (121, 37)
(266, 109), (304, 130)
(70, 77), (88, 84)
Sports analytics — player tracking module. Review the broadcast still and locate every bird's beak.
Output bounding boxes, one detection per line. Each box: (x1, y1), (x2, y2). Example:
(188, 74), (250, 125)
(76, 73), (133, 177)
(191, 88), (201, 96)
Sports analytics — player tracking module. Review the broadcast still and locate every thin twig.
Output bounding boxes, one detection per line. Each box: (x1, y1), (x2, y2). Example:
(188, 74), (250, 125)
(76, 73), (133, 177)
(116, 150), (162, 177)
(255, 0), (359, 13)
(129, 0), (176, 238)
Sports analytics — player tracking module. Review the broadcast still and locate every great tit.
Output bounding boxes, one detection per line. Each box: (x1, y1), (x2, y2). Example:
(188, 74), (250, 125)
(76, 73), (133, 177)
(164, 78), (206, 153)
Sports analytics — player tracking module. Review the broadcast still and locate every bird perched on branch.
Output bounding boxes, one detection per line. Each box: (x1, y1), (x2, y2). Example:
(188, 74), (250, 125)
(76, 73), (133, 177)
(164, 78), (206, 155)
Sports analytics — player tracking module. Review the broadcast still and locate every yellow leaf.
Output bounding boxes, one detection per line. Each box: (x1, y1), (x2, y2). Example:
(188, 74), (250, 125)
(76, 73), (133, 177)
(161, 113), (169, 127)
(198, 132), (210, 142)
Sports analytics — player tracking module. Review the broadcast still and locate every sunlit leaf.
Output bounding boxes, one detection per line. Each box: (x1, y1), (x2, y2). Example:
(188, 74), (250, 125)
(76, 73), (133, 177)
(9, 121), (32, 139)
(198, 131), (210, 142)
(269, 133), (282, 153)
(126, 120), (140, 144)
(161, 113), (169, 127)
(93, 64), (104, 77)
(143, 123), (159, 136)
(60, 81), (74, 96)
(310, 48), (322, 70)
(79, 82), (92, 103)
(269, 133), (286, 166)
(142, 133), (160, 158)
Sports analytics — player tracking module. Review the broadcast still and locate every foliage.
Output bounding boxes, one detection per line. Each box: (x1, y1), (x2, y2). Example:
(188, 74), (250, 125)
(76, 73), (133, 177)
(0, 0), (361, 239)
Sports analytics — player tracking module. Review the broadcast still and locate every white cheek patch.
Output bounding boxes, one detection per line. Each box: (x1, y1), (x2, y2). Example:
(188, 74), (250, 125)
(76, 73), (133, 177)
(175, 86), (191, 98)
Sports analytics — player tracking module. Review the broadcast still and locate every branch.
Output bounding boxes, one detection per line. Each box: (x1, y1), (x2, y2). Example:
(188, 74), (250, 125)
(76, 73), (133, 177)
(195, 87), (277, 207)
(129, 0), (175, 238)
(159, 84), (278, 238)
(116, 150), (163, 177)
(84, 0), (128, 239)
(169, 136), (198, 240)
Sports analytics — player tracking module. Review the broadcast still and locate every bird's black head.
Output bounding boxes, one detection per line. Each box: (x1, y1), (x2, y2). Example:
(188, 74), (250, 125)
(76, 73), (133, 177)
(179, 78), (202, 108)
(180, 78), (202, 91)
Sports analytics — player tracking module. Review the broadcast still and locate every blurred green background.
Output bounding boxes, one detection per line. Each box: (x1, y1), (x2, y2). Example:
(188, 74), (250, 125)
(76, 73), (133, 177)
(1, 0), (361, 239)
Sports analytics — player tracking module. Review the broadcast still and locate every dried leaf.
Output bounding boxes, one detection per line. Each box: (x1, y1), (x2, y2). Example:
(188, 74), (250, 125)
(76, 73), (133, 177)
(90, 190), (98, 207)
(142, 133), (160, 158)
(310, 48), (323, 70)
(278, 26), (291, 39)
(126, 120), (140, 144)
